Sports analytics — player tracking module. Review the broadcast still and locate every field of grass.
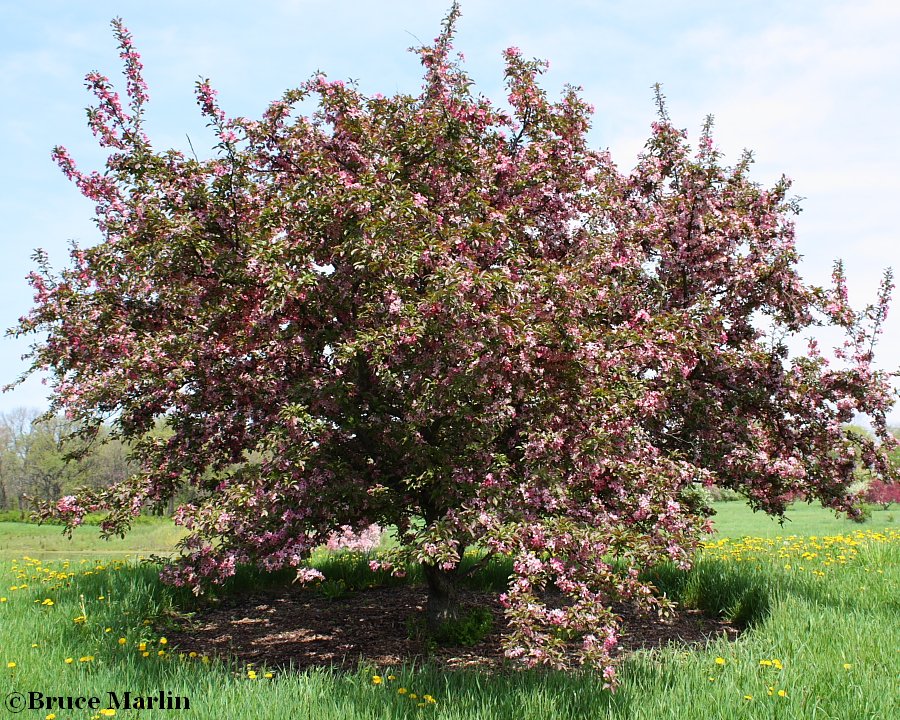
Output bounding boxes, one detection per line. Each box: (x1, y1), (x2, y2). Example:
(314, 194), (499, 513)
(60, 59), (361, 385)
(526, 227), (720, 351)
(0, 519), (187, 559)
(709, 500), (897, 538)
(1, 504), (897, 719)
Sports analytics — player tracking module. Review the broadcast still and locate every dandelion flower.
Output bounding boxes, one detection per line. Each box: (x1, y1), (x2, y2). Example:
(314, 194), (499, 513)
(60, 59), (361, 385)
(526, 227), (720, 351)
(118, 638), (127, 645)
(138, 642), (146, 652)
(409, 694), (417, 700)
(778, 690), (787, 697)
(772, 659), (783, 670)
(64, 658), (73, 664)
(0, 597), (6, 602)
(843, 663), (852, 670)
(159, 637), (168, 645)
(31, 644), (38, 648)
(247, 670), (257, 679)
(99, 710), (116, 717)
(189, 651), (198, 658)
(141, 651), (149, 657)
(759, 659), (773, 667)
(7, 661), (16, 668)
(398, 688), (408, 695)
(387, 675), (397, 681)
(46, 714), (57, 720)
(158, 650), (165, 656)
(744, 695), (753, 701)
(714, 657), (726, 665)
(372, 675), (383, 685)
(264, 672), (273, 678)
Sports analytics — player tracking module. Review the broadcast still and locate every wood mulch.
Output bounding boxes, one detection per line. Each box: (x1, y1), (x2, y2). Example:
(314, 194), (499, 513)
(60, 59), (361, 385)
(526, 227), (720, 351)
(162, 585), (740, 672)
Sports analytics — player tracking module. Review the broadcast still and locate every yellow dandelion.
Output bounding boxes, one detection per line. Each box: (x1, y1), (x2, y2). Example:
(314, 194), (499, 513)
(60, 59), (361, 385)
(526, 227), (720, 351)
(99, 710), (116, 717)
(158, 650), (165, 656)
(189, 651), (198, 658)
(264, 672), (273, 678)
(778, 690), (787, 697)
(372, 675), (383, 685)
(423, 695), (436, 704)
(79, 656), (94, 662)
(141, 651), (149, 658)
(64, 658), (73, 664)
(46, 714), (57, 720)
(759, 659), (773, 667)
(248, 670), (258, 679)
(98, 596), (105, 601)
(0, 597), (6, 602)
(73, 615), (87, 624)
(409, 694), (417, 700)
(843, 663), (852, 670)
(744, 695), (753, 701)
(387, 674), (397, 681)
(41, 598), (54, 606)
(398, 688), (408, 695)
(138, 642), (146, 652)
(31, 644), (38, 648)
(7, 661), (16, 668)
(773, 659), (783, 670)
(159, 637), (168, 645)
(118, 638), (127, 645)
(714, 657), (726, 665)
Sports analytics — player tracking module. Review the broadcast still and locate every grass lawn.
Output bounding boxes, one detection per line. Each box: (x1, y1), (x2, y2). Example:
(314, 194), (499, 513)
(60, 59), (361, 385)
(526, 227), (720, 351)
(0, 518), (187, 559)
(709, 500), (897, 538)
(0, 503), (897, 719)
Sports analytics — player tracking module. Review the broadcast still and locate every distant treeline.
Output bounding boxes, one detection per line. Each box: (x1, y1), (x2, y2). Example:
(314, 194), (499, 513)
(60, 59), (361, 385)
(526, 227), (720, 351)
(0, 408), (141, 513)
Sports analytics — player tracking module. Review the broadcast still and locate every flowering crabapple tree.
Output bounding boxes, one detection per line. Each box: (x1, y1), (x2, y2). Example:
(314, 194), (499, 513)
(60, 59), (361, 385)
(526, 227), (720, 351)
(10, 4), (898, 679)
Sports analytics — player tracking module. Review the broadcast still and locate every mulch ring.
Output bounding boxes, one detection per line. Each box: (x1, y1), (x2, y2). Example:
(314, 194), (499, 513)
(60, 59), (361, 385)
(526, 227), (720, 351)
(162, 585), (740, 671)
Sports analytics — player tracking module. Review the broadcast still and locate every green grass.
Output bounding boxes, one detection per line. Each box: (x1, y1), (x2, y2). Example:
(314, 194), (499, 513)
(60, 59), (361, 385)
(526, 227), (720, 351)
(709, 501), (897, 538)
(0, 518), (186, 559)
(0, 504), (897, 719)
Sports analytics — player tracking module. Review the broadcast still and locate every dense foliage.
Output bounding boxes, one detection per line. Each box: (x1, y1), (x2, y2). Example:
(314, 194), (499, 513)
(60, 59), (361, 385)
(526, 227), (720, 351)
(9, 5), (897, 679)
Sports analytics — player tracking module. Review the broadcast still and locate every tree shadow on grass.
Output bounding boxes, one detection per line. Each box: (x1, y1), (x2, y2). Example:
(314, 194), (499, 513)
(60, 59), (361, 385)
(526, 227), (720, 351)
(642, 558), (773, 630)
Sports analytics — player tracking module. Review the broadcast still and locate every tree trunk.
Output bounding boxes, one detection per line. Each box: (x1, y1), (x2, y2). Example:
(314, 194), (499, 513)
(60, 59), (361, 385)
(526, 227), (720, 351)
(423, 563), (460, 633)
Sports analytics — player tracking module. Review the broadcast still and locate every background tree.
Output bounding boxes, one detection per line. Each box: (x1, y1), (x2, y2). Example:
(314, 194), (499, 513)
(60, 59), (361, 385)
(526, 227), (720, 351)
(0, 409), (138, 512)
(8, 5), (897, 677)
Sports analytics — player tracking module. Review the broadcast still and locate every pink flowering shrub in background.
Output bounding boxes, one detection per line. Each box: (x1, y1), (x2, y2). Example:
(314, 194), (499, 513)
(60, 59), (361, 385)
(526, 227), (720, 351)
(865, 479), (900, 509)
(10, 4), (898, 681)
(325, 524), (383, 552)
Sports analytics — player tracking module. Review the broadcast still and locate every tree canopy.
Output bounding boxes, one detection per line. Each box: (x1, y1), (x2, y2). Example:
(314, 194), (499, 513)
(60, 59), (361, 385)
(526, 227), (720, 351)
(9, 4), (897, 678)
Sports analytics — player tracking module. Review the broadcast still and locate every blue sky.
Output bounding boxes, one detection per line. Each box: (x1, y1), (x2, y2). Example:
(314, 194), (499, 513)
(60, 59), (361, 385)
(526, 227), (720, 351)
(1, 0), (898, 423)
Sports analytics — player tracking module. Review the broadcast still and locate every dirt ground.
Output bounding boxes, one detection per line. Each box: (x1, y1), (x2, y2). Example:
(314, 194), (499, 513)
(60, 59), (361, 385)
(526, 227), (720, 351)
(164, 584), (740, 671)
